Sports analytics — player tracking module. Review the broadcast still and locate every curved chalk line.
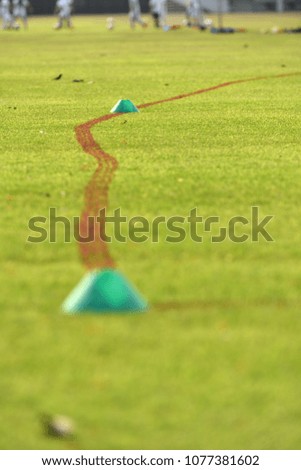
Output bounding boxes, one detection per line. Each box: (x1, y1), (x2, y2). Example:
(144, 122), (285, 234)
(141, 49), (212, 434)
(75, 72), (300, 269)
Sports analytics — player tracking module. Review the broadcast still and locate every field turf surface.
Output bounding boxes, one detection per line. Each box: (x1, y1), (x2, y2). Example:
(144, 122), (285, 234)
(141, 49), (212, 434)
(1, 13), (301, 449)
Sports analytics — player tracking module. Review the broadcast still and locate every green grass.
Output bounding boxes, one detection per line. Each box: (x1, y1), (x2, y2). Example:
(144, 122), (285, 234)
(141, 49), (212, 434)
(1, 13), (301, 449)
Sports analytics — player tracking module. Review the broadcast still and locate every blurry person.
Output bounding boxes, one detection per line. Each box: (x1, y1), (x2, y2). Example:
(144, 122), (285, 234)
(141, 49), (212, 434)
(128, 0), (147, 29)
(54, 0), (73, 30)
(1, 0), (13, 30)
(149, 0), (167, 28)
(186, 0), (204, 28)
(106, 17), (115, 30)
(12, 0), (30, 29)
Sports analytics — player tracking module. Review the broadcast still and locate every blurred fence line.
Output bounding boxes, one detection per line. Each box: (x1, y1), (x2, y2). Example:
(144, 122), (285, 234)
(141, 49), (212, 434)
(30, 0), (149, 15)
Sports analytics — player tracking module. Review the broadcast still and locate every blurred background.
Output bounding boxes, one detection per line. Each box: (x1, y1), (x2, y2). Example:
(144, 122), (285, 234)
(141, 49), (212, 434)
(29, 0), (301, 15)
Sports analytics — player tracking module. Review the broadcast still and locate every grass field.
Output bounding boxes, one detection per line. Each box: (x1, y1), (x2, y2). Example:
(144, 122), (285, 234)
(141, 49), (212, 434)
(1, 13), (301, 450)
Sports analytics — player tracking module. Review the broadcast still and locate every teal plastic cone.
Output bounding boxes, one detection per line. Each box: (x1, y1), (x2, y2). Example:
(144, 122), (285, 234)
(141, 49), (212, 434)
(110, 99), (139, 114)
(62, 269), (147, 314)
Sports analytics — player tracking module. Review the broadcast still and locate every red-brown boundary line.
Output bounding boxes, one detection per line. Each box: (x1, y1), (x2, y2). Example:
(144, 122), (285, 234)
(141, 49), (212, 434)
(75, 72), (300, 270)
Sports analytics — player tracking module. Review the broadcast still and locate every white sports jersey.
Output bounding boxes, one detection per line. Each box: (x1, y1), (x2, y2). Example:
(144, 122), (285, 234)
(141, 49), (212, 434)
(1, 0), (12, 22)
(129, 0), (140, 8)
(13, 0), (29, 18)
(187, 0), (201, 17)
(129, 0), (141, 17)
(56, 0), (73, 18)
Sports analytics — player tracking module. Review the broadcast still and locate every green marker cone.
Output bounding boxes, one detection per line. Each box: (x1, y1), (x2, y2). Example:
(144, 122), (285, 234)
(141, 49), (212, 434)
(110, 99), (139, 114)
(62, 269), (148, 314)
